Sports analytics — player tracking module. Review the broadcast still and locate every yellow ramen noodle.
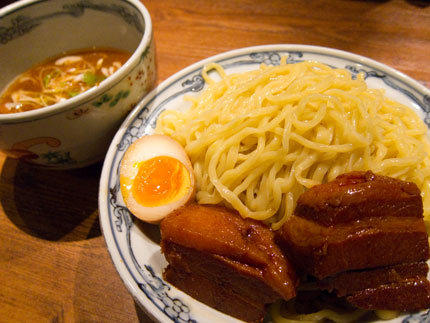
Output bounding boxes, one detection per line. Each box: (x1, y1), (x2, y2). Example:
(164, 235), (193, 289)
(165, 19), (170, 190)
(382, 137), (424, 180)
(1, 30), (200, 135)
(156, 58), (430, 230)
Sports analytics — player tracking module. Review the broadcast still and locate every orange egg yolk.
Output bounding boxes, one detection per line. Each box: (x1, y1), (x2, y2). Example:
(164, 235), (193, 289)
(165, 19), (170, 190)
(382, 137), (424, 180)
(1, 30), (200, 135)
(132, 156), (191, 207)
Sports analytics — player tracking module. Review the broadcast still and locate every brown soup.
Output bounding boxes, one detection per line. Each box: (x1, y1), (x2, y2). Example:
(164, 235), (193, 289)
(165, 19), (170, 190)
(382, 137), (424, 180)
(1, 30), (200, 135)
(0, 48), (131, 114)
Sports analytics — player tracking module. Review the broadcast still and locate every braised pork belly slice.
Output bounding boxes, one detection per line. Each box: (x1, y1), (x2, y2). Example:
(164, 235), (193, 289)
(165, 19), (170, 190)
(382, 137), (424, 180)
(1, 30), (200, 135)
(319, 262), (430, 311)
(319, 261), (429, 296)
(295, 170), (423, 226)
(280, 214), (429, 279)
(279, 171), (430, 279)
(160, 204), (298, 323)
(163, 244), (286, 322)
(346, 278), (430, 311)
(278, 170), (430, 311)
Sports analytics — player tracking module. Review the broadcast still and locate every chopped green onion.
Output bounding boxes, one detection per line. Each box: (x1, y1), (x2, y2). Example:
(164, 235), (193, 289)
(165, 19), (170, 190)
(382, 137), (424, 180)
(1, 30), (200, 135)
(43, 71), (60, 87)
(67, 91), (80, 97)
(83, 72), (105, 86)
(83, 72), (97, 86)
(43, 74), (52, 87)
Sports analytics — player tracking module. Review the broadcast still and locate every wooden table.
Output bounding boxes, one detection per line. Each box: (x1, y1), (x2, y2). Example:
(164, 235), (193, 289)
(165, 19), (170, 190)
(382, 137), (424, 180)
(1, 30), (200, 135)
(1, 0), (429, 322)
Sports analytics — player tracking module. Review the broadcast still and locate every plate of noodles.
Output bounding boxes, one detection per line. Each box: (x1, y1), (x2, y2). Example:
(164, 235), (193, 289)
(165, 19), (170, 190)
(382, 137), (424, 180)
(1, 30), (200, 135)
(99, 44), (430, 323)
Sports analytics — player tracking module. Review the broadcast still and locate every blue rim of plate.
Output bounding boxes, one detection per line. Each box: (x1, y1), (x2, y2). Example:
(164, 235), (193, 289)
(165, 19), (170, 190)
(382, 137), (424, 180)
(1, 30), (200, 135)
(98, 44), (430, 323)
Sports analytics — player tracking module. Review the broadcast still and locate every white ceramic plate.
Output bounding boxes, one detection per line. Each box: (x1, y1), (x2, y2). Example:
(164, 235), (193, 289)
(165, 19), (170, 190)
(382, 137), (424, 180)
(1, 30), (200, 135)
(98, 45), (430, 323)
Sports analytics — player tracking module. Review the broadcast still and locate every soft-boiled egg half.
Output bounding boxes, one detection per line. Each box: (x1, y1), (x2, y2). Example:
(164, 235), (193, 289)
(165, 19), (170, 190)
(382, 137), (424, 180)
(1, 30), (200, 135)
(120, 134), (195, 223)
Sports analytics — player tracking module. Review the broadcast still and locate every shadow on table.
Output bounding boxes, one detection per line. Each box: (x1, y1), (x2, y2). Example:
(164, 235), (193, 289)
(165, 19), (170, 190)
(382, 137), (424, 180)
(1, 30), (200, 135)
(350, 0), (430, 8)
(406, 0), (430, 7)
(0, 157), (102, 241)
(348, 0), (429, 7)
(135, 301), (156, 323)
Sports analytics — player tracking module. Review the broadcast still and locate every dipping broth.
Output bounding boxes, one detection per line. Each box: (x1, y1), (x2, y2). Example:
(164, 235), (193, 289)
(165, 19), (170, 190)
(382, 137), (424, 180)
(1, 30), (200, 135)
(0, 48), (131, 114)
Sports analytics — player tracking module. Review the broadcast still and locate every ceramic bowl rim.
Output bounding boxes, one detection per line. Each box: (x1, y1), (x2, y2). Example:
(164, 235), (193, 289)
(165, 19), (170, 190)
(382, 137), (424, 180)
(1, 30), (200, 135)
(0, 0), (153, 124)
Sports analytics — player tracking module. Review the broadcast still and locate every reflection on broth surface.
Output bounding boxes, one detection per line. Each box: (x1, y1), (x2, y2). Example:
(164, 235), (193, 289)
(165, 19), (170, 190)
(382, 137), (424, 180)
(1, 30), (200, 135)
(0, 48), (131, 114)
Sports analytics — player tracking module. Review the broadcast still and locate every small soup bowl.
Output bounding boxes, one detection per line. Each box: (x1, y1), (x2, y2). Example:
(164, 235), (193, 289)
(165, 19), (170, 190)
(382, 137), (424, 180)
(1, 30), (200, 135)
(0, 0), (156, 169)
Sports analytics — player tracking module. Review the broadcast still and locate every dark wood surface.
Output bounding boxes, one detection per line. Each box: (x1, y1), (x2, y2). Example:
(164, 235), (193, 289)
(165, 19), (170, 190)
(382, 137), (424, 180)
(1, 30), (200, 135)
(1, 0), (430, 322)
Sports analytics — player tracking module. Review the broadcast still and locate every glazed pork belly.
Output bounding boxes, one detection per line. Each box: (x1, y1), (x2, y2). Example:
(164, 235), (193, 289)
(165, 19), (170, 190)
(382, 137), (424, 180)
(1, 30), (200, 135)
(319, 262), (430, 311)
(278, 170), (430, 311)
(160, 204), (298, 323)
(279, 171), (429, 279)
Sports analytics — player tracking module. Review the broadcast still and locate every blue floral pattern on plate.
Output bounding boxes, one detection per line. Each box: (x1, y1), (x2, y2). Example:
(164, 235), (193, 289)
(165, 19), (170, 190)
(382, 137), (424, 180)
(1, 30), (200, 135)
(99, 45), (430, 323)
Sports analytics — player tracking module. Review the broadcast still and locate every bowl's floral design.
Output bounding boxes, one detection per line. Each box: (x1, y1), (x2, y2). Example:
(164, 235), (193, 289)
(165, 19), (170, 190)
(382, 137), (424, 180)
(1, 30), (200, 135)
(0, 0), (155, 169)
